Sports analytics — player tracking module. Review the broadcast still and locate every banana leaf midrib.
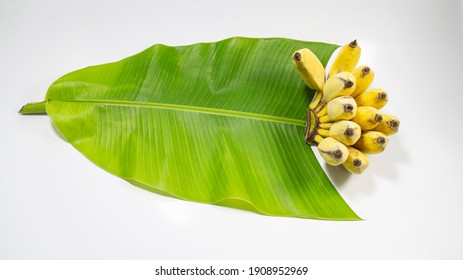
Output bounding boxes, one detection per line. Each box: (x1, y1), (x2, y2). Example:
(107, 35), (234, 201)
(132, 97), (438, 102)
(47, 99), (307, 127)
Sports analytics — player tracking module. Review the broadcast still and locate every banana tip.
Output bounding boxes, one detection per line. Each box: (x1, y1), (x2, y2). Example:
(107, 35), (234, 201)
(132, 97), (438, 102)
(390, 120), (400, 128)
(293, 52), (301, 61)
(378, 92), (388, 100)
(349, 39), (358, 48)
(333, 149), (343, 159)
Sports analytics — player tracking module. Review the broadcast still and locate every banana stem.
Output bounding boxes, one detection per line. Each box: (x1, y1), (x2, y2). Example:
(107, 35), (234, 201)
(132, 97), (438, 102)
(305, 107), (319, 145)
(305, 99), (332, 145)
(314, 99), (326, 114)
(19, 101), (47, 115)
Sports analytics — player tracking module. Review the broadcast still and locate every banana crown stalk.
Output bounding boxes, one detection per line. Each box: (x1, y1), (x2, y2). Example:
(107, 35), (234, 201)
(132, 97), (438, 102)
(291, 40), (399, 174)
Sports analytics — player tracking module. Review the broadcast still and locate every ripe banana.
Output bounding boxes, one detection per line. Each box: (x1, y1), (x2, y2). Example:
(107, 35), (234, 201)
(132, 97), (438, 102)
(329, 120), (361, 146)
(319, 96), (357, 122)
(319, 122), (333, 130)
(322, 72), (356, 102)
(375, 114), (400, 135)
(354, 88), (388, 109)
(317, 137), (349, 166)
(328, 40), (361, 77)
(292, 48), (326, 91)
(353, 131), (388, 154)
(351, 66), (375, 98)
(343, 147), (369, 174)
(317, 128), (330, 138)
(350, 106), (382, 130)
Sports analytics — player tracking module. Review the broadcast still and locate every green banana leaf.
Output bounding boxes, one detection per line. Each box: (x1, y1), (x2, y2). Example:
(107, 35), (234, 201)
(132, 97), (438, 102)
(20, 37), (361, 220)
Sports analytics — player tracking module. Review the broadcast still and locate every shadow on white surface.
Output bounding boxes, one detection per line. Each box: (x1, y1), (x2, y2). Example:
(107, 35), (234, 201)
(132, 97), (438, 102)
(374, 135), (409, 182)
(325, 163), (376, 198)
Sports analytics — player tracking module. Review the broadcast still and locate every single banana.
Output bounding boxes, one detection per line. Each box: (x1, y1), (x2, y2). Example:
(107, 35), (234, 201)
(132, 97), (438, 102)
(354, 88), (388, 109)
(329, 120), (361, 146)
(314, 135), (325, 144)
(375, 114), (400, 135)
(317, 137), (349, 166)
(319, 122), (333, 130)
(317, 128), (330, 138)
(292, 48), (326, 91)
(319, 96), (357, 122)
(350, 106), (382, 130)
(323, 72), (356, 102)
(309, 91), (324, 110)
(354, 131), (388, 154)
(343, 147), (370, 174)
(328, 40), (361, 77)
(351, 66), (375, 98)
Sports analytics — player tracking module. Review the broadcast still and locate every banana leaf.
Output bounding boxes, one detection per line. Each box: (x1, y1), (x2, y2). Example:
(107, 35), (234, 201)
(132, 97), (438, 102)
(20, 37), (361, 220)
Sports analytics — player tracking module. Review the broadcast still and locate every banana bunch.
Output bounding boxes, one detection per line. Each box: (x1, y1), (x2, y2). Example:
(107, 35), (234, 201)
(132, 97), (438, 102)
(292, 40), (400, 174)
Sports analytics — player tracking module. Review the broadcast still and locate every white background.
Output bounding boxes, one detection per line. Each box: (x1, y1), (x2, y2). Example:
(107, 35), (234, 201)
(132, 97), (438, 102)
(1, 0), (463, 259)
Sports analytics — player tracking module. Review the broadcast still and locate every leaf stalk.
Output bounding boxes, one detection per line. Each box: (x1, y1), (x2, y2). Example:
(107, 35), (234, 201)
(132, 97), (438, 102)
(19, 101), (47, 115)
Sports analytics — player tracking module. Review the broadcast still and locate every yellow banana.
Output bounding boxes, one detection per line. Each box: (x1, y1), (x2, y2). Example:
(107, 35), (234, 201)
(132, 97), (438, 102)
(354, 131), (388, 154)
(329, 120), (361, 146)
(351, 66), (375, 98)
(309, 91), (324, 110)
(375, 114), (400, 135)
(316, 105), (328, 117)
(323, 72), (356, 102)
(319, 122), (333, 130)
(350, 106), (382, 130)
(314, 135), (325, 144)
(343, 147), (369, 174)
(292, 48), (326, 91)
(319, 96), (357, 122)
(328, 40), (361, 77)
(317, 128), (330, 138)
(354, 88), (388, 109)
(317, 137), (349, 166)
